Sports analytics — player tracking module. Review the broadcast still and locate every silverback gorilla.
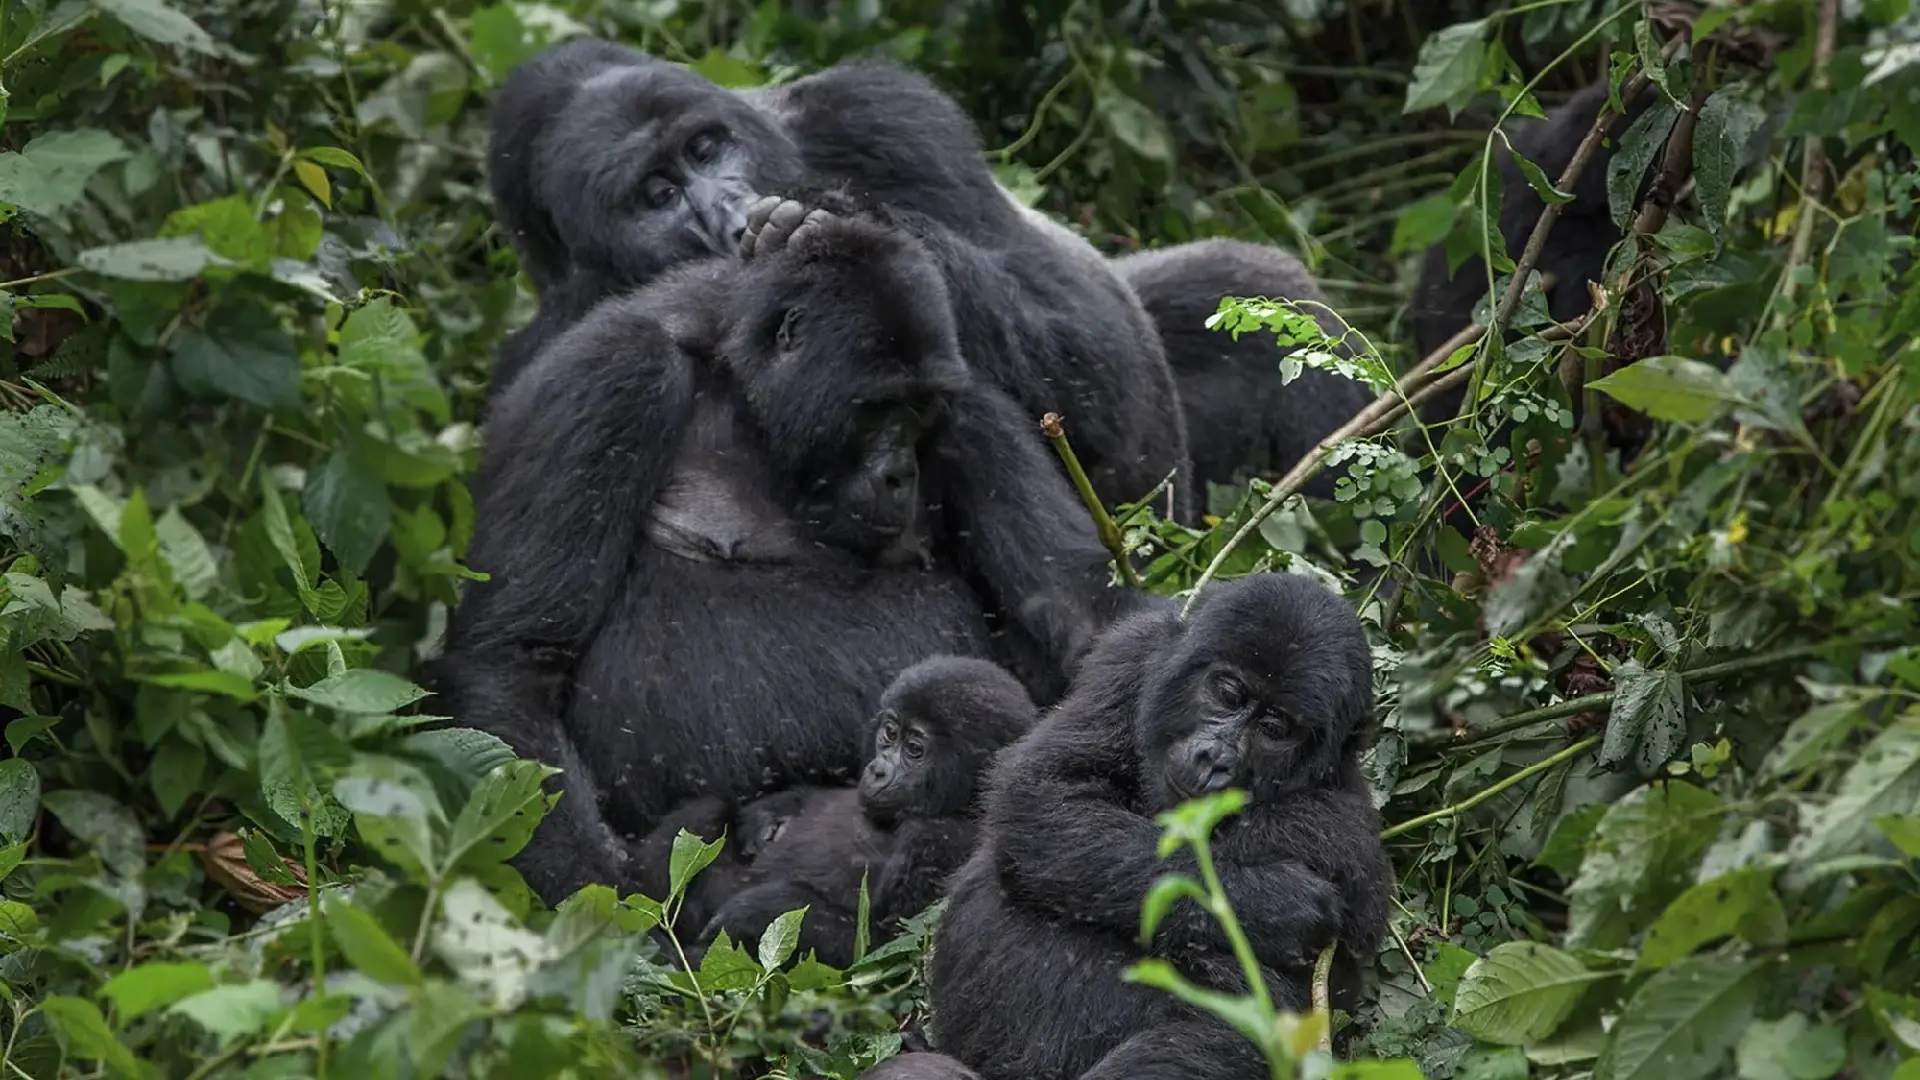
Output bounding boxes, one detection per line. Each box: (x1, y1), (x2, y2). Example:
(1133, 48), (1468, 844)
(486, 40), (1191, 513)
(929, 573), (1390, 1080)
(437, 208), (1131, 901)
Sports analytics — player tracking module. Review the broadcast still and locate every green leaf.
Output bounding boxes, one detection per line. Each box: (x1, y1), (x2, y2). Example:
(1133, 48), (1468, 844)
(155, 506), (218, 600)
(77, 236), (225, 281)
(1788, 716), (1920, 867)
(1600, 660), (1687, 773)
(1123, 958), (1277, 1056)
(160, 196), (271, 268)
(40, 995), (143, 1077)
(302, 451), (391, 575)
(669, 828), (725, 900)
(298, 147), (369, 177)
(758, 907), (807, 971)
(168, 981), (285, 1047)
(1693, 88), (1765, 238)
(1589, 355), (1738, 424)
(1450, 941), (1609, 1045)
(1760, 701), (1865, 781)
(1594, 958), (1766, 1080)
(141, 669), (258, 701)
(1607, 99), (1679, 227)
(0, 757), (41, 843)
(171, 303), (300, 410)
(696, 931), (765, 991)
(1568, 781), (1724, 949)
(1874, 814), (1920, 859)
(1735, 1014), (1847, 1080)
(0, 129), (131, 216)
(93, 0), (219, 54)
(1404, 20), (1487, 117)
(149, 737), (205, 820)
(286, 668), (431, 714)
(1633, 19), (1676, 103)
(99, 962), (216, 1024)
(1638, 867), (1785, 970)
(41, 789), (144, 877)
(1504, 142), (1574, 206)
(434, 878), (551, 1008)
(326, 898), (424, 987)
(1095, 84), (1171, 162)
(1390, 193), (1460, 258)
(1138, 873), (1207, 946)
(444, 759), (559, 872)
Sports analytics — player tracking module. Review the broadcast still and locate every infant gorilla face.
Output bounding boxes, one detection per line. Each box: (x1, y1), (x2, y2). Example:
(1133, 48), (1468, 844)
(1139, 574), (1372, 810)
(858, 655), (1035, 827)
(721, 209), (969, 566)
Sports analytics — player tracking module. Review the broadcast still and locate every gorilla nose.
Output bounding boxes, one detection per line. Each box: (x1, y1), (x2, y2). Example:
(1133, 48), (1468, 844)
(864, 759), (892, 787)
(1186, 741), (1238, 793)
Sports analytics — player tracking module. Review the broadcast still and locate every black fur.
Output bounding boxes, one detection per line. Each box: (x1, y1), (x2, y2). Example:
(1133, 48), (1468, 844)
(437, 217), (1130, 902)
(697, 656), (1038, 967)
(927, 574), (1392, 1080)
(485, 42), (1191, 514)
(860, 1054), (984, 1080)
(1114, 239), (1377, 499)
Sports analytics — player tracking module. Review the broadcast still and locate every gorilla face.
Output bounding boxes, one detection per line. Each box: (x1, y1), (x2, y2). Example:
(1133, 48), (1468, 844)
(537, 63), (806, 286)
(860, 656), (1036, 826)
(860, 703), (941, 826)
(1136, 574), (1373, 810)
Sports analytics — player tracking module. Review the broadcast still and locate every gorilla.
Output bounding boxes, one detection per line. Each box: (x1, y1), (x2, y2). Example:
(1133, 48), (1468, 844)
(630, 788), (814, 938)
(859, 1055), (983, 1080)
(695, 656), (1037, 967)
(928, 573), (1391, 1080)
(1113, 239), (1377, 500)
(437, 208), (1130, 902)
(486, 41), (1191, 514)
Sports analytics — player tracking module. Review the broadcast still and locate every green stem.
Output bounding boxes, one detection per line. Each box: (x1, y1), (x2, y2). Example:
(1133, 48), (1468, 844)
(1381, 737), (1601, 840)
(302, 803), (329, 1080)
(1191, 841), (1273, 1017)
(1041, 413), (1141, 587)
(1311, 944), (1337, 1053)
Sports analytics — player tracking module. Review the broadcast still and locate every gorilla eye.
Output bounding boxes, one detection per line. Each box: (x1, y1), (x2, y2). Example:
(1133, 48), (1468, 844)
(686, 130), (722, 164)
(905, 739), (925, 760)
(1210, 672), (1250, 710)
(642, 174), (678, 209)
(776, 307), (804, 352)
(1256, 712), (1291, 744)
(878, 716), (899, 746)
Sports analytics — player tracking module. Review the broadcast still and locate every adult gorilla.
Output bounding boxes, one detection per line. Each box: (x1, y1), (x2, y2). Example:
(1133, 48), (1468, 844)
(438, 209), (1131, 901)
(487, 41), (1191, 514)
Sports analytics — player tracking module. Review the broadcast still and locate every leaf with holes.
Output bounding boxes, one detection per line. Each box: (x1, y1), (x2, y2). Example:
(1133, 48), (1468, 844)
(1601, 660), (1687, 773)
(435, 878), (550, 1009)
(1693, 89), (1766, 238)
(0, 757), (39, 843)
(1608, 100), (1679, 227)
(1450, 941), (1611, 1045)
(444, 760), (560, 873)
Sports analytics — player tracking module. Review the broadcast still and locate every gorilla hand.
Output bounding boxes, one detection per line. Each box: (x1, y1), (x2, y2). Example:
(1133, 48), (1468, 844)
(740, 196), (835, 259)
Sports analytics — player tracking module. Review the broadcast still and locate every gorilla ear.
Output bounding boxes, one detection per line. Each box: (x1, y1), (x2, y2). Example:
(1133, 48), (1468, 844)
(776, 307), (804, 353)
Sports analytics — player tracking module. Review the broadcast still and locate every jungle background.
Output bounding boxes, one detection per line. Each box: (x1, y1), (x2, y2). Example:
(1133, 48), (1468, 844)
(1, 0), (1917, 1076)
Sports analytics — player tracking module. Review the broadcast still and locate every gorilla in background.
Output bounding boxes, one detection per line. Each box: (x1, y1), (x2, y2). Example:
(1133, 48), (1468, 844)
(1113, 239), (1377, 500)
(693, 656), (1037, 967)
(929, 573), (1391, 1080)
(860, 1055), (982, 1080)
(486, 40), (1192, 514)
(437, 209), (1132, 901)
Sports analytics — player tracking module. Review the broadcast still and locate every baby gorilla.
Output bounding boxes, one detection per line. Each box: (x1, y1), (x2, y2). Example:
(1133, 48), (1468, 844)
(695, 656), (1038, 967)
(928, 574), (1391, 1080)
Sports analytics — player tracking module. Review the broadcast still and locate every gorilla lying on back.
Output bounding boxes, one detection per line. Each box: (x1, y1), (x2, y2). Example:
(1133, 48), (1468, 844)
(929, 573), (1391, 1080)
(438, 207), (1127, 901)
(689, 656), (1037, 967)
(486, 41), (1190, 514)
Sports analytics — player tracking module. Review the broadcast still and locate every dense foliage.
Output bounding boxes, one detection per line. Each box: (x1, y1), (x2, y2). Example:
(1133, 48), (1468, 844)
(1, 0), (1917, 1077)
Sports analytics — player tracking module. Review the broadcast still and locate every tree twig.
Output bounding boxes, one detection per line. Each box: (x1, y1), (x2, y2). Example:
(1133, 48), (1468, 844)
(1778, 0), (1840, 315)
(1381, 736), (1601, 840)
(1310, 944), (1337, 1054)
(1041, 413), (1141, 588)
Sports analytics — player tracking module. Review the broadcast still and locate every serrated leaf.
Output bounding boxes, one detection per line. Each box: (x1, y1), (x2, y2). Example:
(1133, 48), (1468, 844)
(1694, 89), (1766, 238)
(77, 236), (224, 281)
(1404, 20), (1487, 117)
(286, 668), (430, 714)
(1450, 941), (1608, 1045)
(99, 962), (215, 1024)
(445, 759), (559, 872)
(1590, 355), (1738, 423)
(1608, 100), (1679, 227)
(758, 907), (807, 970)
(1601, 661), (1687, 773)
(1634, 19), (1676, 103)
(154, 506), (217, 600)
(42, 789), (144, 877)
(696, 931), (765, 991)
(169, 981), (285, 1047)
(40, 995), (142, 1077)
(669, 829), (725, 900)
(0, 757), (40, 842)
(93, 0), (218, 54)
(1638, 867), (1784, 970)
(326, 898), (424, 986)
(399, 728), (516, 785)
(1788, 716), (1920, 867)
(1594, 958), (1765, 1080)
(302, 451), (390, 575)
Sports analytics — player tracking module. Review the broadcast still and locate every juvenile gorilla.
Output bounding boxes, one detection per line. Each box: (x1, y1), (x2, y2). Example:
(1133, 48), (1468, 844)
(695, 656), (1038, 967)
(438, 212), (1124, 901)
(1113, 238), (1376, 499)
(486, 41), (1191, 513)
(929, 574), (1391, 1080)
(860, 1055), (982, 1080)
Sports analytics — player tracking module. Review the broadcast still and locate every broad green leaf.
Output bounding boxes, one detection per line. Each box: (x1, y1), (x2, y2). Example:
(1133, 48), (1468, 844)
(1450, 941), (1609, 1045)
(1594, 958), (1766, 1080)
(1390, 194), (1459, 257)
(171, 303), (300, 410)
(168, 981), (285, 1047)
(669, 828), (725, 900)
(286, 668), (431, 715)
(302, 451), (391, 576)
(77, 236), (225, 281)
(1404, 20), (1487, 117)
(1095, 84), (1171, 162)
(1735, 1014), (1846, 1080)
(696, 930), (765, 991)
(758, 907), (807, 971)
(160, 196), (271, 268)
(1637, 867), (1785, 970)
(468, 3), (535, 82)
(1589, 355), (1738, 424)
(99, 962), (215, 1023)
(40, 995), (142, 1077)
(409, 980), (485, 1076)
(326, 898), (424, 987)
(155, 506), (217, 600)
(0, 757), (40, 842)
(434, 878), (550, 1009)
(0, 129), (130, 216)
(292, 159), (330, 207)
(1424, 942), (1479, 1008)
(93, 0), (219, 54)
(1760, 701), (1866, 781)
(141, 669), (258, 701)
(1694, 89), (1766, 238)
(41, 789), (144, 877)
(1607, 99), (1679, 227)
(0, 837), (25, 882)
(399, 728), (516, 786)
(444, 759), (559, 872)
(1788, 716), (1920, 867)
(298, 146), (369, 177)
(149, 737), (204, 820)
(1600, 660), (1687, 773)
(1875, 814), (1920, 859)
(1568, 782), (1724, 949)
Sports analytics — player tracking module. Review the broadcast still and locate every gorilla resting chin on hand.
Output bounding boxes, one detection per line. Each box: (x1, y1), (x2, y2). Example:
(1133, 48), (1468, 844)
(928, 573), (1391, 1080)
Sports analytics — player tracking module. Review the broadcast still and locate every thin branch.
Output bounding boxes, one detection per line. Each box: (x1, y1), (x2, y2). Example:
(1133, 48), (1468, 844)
(1381, 736), (1601, 840)
(1041, 413), (1140, 588)
(1778, 0), (1841, 313)
(1311, 944), (1337, 1054)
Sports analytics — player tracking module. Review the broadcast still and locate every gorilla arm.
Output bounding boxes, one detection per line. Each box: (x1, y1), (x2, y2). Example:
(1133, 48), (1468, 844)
(872, 815), (974, 922)
(439, 299), (697, 897)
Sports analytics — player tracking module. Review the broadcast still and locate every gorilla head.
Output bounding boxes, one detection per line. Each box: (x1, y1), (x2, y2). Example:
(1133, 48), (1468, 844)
(717, 209), (969, 566)
(488, 40), (805, 291)
(859, 655), (1038, 827)
(1138, 574), (1373, 808)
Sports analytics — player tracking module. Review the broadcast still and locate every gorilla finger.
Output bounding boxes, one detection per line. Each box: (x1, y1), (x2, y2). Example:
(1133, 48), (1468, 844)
(740, 195), (785, 258)
(786, 209), (837, 249)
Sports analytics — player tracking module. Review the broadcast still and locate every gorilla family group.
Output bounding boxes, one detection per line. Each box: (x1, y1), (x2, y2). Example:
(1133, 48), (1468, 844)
(434, 39), (1633, 1080)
